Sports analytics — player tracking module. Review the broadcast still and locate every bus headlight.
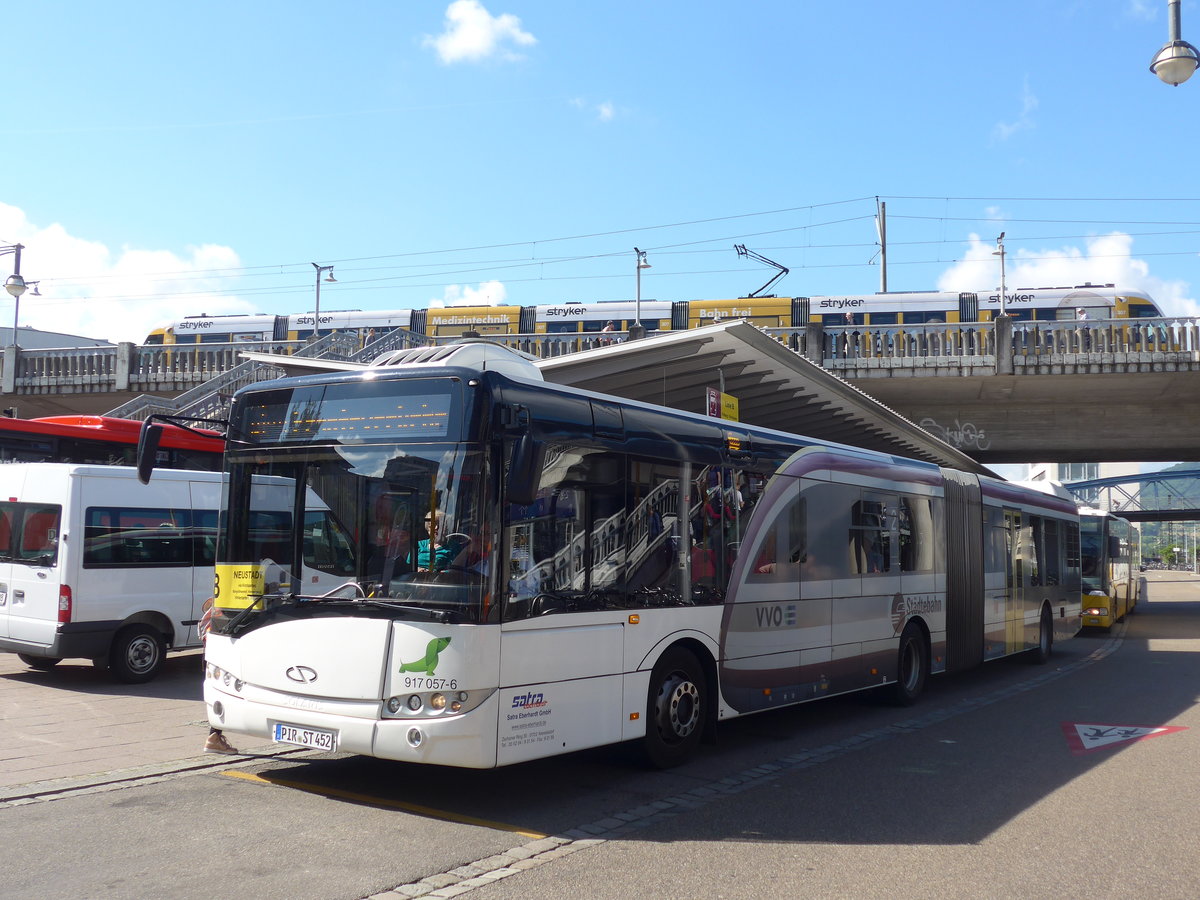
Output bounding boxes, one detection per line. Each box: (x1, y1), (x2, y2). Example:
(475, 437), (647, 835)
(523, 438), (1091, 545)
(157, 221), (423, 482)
(382, 688), (488, 719)
(206, 664), (243, 694)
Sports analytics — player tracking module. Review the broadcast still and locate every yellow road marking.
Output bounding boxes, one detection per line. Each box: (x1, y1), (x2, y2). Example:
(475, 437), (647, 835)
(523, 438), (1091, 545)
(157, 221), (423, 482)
(220, 770), (547, 838)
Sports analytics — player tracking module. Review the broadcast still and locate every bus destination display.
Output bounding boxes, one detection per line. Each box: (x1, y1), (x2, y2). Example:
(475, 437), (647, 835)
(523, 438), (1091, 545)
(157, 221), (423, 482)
(241, 389), (455, 444)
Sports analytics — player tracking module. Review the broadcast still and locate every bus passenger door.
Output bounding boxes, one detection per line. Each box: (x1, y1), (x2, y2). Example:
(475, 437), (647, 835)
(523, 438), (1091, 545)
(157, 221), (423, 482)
(498, 453), (627, 765)
(1006, 510), (1026, 655)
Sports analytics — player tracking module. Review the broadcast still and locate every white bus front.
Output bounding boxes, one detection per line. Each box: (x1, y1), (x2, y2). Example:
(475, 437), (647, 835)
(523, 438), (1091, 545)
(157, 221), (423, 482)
(204, 374), (507, 768)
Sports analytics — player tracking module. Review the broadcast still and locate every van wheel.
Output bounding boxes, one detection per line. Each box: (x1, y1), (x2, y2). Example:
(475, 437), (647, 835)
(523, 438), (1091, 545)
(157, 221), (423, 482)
(644, 647), (706, 768)
(885, 623), (928, 706)
(17, 653), (60, 671)
(109, 626), (165, 683)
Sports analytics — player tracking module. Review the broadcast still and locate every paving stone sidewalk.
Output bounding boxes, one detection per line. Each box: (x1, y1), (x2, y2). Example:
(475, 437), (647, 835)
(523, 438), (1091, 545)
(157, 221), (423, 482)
(0, 650), (270, 790)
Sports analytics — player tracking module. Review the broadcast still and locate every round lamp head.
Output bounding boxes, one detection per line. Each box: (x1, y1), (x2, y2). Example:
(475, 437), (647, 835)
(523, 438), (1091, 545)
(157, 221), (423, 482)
(4, 274), (26, 300)
(1151, 39), (1200, 86)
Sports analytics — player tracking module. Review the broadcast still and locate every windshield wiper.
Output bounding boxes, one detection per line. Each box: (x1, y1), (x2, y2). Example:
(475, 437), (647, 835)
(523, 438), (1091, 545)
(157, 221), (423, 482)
(225, 591), (293, 636)
(354, 599), (459, 623)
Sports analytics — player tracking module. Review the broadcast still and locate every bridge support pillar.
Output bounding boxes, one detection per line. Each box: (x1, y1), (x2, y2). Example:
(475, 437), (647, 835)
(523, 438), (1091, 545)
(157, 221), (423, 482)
(115, 342), (134, 391)
(804, 321), (825, 365)
(2, 345), (17, 394)
(994, 314), (1013, 375)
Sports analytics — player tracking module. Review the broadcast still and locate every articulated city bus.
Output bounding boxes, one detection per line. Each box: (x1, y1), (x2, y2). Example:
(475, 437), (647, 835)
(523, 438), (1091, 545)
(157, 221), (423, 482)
(167, 342), (1082, 768)
(1079, 508), (1140, 629)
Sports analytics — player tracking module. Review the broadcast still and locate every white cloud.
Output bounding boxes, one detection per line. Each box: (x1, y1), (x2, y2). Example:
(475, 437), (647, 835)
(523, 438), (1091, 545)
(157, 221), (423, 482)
(992, 79), (1038, 142)
(569, 97), (617, 122)
(1126, 0), (1157, 22)
(428, 280), (508, 308)
(0, 202), (253, 344)
(936, 230), (1198, 317)
(423, 1), (536, 65)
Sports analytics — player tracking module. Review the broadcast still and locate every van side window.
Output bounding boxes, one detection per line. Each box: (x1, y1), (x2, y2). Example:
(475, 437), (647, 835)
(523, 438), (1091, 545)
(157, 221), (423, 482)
(84, 507), (193, 568)
(193, 509), (219, 566)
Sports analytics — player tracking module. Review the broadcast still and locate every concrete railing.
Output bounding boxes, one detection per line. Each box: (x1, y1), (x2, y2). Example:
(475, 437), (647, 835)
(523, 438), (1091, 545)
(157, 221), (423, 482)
(2, 317), (1199, 417)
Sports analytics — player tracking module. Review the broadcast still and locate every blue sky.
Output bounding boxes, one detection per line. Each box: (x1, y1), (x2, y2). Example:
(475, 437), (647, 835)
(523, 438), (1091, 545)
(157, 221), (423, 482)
(3, 1), (1199, 344)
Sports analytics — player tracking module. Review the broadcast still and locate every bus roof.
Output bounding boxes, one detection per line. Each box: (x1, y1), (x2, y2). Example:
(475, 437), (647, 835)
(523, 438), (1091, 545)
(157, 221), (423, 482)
(3, 416), (224, 452)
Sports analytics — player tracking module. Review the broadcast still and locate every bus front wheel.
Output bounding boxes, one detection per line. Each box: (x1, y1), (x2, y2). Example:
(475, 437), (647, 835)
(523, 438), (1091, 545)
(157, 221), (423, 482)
(644, 647), (706, 768)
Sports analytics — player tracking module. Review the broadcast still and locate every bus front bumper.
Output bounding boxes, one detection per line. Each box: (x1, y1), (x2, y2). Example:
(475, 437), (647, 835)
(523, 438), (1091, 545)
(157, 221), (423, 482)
(205, 680), (501, 769)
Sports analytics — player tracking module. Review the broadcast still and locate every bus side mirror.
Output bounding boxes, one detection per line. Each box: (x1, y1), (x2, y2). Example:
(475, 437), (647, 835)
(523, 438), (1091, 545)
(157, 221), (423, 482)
(508, 431), (544, 506)
(136, 420), (164, 484)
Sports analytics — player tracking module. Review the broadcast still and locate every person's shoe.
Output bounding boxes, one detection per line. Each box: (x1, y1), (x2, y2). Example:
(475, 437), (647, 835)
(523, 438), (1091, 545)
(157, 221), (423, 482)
(204, 731), (238, 754)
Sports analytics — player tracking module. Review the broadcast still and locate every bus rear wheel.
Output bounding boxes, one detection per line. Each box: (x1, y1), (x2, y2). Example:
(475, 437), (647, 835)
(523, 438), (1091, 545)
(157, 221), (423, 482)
(644, 647), (706, 768)
(1029, 607), (1053, 665)
(109, 626), (165, 684)
(886, 623), (928, 706)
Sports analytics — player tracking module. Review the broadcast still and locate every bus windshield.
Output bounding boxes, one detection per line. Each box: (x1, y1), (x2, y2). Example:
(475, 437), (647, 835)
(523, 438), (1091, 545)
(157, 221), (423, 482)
(211, 441), (489, 633)
(1080, 518), (1105, 592)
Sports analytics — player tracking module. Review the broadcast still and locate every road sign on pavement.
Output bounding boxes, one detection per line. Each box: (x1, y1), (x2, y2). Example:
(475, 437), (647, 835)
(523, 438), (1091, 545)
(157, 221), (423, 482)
(1062, 722), (1188, 755)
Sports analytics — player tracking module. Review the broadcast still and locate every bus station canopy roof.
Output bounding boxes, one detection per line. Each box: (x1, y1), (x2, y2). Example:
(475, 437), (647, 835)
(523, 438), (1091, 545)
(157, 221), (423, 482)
(241, 320), (991, 476)
(533, 321), (991, 476)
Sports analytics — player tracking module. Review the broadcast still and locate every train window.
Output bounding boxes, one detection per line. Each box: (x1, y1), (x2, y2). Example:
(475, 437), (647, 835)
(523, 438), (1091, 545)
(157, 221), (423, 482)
(823, 314), (862, 327)
(901, 311), (946, 325)
(867, 313), (898, 326)
(545, 322), (580, 334)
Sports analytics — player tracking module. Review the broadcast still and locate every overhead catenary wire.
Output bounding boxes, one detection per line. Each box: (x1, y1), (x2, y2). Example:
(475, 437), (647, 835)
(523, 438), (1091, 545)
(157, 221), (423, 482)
(15, 194), (1200, 306)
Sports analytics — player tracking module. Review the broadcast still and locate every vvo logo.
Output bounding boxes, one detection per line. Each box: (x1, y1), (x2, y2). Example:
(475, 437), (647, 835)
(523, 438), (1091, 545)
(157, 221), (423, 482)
(512, 692), (547, 710)
(755, 604), (797, 627)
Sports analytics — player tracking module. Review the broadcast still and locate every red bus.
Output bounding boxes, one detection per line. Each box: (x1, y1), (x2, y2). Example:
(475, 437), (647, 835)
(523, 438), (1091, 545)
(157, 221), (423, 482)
(0, 416), (223, 470)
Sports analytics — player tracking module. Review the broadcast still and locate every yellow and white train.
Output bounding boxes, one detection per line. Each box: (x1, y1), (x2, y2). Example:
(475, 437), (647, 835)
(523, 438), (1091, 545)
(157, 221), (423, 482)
(144, 284), (1163, 345)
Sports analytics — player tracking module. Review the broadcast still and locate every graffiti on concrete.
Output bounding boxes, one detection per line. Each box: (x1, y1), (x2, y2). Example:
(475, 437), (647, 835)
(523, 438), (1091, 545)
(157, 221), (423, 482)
(918, 417), (991, 451)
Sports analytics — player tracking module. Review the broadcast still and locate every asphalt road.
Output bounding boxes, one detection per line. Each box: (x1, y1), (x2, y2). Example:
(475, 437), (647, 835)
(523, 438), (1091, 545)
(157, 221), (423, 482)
(2, 571), (1198, 900)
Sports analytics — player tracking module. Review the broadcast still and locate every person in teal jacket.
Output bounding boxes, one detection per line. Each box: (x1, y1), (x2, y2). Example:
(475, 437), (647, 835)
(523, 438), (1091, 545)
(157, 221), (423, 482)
(414, 511), (470, 572)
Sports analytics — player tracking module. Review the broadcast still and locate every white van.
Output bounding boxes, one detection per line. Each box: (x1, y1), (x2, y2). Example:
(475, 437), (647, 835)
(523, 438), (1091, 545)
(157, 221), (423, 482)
(0, 464), (222, 682)
(0, 464), (361, 682)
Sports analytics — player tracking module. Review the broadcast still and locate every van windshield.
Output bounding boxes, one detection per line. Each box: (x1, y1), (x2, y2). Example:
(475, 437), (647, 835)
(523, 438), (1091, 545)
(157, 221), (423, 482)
(211, 443), (489, 634)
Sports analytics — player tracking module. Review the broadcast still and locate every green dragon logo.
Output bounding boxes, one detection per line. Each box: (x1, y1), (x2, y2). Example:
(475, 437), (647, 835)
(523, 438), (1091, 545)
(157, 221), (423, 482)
(398, 637), (451, 675)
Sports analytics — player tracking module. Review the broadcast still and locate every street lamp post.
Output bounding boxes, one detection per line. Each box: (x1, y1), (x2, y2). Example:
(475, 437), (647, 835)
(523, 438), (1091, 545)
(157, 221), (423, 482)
(630, 247), (650, 341)
(1151, 0), (1200, 85)
(992, 232), (1008, 317)
(310, 263), (335, 339)
(2, 243), (31, 348)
